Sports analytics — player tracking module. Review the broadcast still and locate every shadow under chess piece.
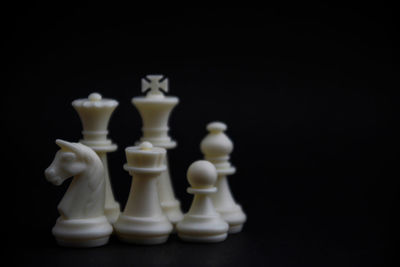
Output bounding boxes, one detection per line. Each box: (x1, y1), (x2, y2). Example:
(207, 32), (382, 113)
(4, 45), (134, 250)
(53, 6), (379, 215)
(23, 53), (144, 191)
(177, 160), (229, 243)
(131, 75), (183, 227)
(200, 122), (247, 233)
(44, 139), (113, 247)
(114, 142), (173, 245)
(72, 92), (120, 224)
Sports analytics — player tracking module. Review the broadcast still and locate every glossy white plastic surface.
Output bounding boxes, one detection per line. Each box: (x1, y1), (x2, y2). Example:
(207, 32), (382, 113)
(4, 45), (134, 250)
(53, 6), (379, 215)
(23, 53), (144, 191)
(177, 160), (229, 242)
(72, 92), (120, 224)
(114, 142), (173, 244)
(44, 139), (113, 247)
(200, 122), (247, 233)
(132, 75), (183, 226)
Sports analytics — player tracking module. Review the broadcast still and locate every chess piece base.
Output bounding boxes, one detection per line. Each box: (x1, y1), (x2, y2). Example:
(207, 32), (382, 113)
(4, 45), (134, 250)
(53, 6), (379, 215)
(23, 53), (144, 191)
(176, 214), (229, 243)
(114, 214), (172, 245)
(217, 204), (247, 234)
(52, 216), (113, 247)
(178, 232), (228, 243)
(118, 234), (169, 245)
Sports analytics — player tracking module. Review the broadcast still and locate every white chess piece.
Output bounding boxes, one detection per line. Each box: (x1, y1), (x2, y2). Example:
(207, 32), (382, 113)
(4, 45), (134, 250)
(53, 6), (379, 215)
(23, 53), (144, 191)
(177, 160), (229, 242)
(200, 122), (247, 233)
(132, 75), (183, 226)
(72, 92), (120, 224)
(44, 139), (113, 247)
(114, 142), (173, 244)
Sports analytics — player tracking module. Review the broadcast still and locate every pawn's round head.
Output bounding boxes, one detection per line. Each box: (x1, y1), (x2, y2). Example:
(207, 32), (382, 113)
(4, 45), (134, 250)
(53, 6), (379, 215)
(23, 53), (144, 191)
(187, 160), (217, 188)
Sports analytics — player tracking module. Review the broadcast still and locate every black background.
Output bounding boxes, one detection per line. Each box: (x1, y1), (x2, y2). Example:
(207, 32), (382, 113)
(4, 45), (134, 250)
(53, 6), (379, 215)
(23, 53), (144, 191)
(4, 4), (395, 266)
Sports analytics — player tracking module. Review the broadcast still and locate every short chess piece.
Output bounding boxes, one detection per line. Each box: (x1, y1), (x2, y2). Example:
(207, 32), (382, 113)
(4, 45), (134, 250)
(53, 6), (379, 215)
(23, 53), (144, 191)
(72, 92), (120, 224)
(132, 75), (183, 226)
(44, 139), (113, 247)
(200, 122), (247, 233)
(114, 142), (173, 245)
(177, 160), (229, 242)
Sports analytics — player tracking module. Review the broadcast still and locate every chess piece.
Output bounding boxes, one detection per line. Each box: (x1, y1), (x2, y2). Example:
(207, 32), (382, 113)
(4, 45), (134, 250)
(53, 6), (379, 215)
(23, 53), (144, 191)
(200, 122), (247, 233)
(132, 75), (183, 226)
(72, 92), (120, 224)
(114, 142), (173, 244)
(44, 139), (113, 247)
(177, 160), (229, 242)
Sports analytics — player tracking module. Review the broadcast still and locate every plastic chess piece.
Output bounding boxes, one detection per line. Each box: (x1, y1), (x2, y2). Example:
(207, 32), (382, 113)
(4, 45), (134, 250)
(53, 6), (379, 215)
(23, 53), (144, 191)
(132, 75), (183, 226)
(177, 160), (229, 242)
(44, 139), (113, 247)
(200, 122), (247, 233)
(72, 92), (120, 224)
(114, 142), (173, 244)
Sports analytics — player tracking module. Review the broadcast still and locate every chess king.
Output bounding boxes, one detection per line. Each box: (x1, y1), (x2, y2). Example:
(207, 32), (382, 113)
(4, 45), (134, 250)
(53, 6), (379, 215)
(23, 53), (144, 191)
(72, 93), (120, 224)
(131, 75), (183, 226)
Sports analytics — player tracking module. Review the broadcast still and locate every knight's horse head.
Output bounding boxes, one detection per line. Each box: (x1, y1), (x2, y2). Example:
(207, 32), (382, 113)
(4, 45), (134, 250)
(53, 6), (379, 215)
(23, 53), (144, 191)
(45, 139), (88, 186)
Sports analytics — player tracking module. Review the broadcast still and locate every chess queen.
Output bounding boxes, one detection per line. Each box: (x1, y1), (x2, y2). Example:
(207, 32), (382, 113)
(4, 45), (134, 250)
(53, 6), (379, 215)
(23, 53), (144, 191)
(72, 92), (120, 224)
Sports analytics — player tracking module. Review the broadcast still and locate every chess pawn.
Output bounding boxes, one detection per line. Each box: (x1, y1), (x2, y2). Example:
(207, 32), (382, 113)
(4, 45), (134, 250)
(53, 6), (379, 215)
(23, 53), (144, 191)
(45, 140), (113, 247)
(177, 160), (229, 242)
(132, 75), (183, 226)
(200, 122), (247, 233)
(72, 92), (120, 224)
(114, 142), (173, 244)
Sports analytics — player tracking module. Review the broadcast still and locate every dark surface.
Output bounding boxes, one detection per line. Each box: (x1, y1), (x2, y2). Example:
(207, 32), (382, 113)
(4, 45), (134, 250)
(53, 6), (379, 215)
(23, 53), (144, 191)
(4, 4), (394, 266)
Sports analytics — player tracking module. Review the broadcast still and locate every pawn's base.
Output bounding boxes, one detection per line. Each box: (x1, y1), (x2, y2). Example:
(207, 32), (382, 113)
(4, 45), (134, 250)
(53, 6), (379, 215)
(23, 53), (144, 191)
(178, 233), (227, 243)
(52, 216), (113, 248)
(176, 214), (229, 243)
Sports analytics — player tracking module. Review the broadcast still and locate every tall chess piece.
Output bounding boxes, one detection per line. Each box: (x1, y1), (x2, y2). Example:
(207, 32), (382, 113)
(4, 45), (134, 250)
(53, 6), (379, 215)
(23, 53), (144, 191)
(44, 139), (113, 247)
(114, 142), (173, 244)
(200, 122), (247, 233)
(72, 92), (120, 224)
(132, 75), (183, 226)
(177, 160), (229, 242)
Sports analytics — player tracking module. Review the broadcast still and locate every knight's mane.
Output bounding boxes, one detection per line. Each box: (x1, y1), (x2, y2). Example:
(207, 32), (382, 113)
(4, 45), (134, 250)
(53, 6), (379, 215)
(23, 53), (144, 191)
(66, 142), (105, 214)
(69, 143), (99, 165)
(69, 143), (103, 186)
(55, 140), (105, 218)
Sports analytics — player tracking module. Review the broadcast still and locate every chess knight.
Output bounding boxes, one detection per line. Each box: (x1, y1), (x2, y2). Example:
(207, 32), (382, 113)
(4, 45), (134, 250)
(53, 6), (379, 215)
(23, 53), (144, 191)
(45, 139), (113, 247)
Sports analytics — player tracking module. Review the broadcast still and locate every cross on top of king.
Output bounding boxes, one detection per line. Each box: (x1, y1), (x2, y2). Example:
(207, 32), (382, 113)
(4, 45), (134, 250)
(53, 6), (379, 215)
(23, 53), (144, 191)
(142, 75), (169, 96)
